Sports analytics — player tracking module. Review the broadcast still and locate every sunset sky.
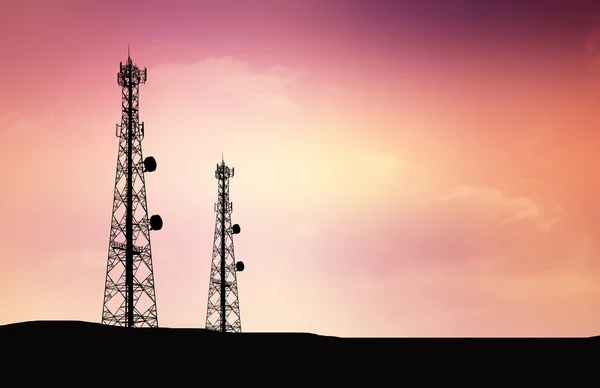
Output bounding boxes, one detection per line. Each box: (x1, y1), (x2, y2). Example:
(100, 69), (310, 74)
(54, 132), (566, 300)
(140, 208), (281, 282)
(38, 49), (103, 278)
(1, 0), (600, 337)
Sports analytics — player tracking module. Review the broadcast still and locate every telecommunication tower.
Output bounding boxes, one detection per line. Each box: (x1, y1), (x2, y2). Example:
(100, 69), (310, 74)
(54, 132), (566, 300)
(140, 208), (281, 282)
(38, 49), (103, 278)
(101, 52), (164, 328)
(205, 158), (245, 333)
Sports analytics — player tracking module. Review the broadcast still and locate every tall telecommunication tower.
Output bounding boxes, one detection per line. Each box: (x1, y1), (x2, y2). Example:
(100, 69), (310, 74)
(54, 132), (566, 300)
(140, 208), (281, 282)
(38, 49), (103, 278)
(205, 158), (245, 333)
(101, 52), (164, 328)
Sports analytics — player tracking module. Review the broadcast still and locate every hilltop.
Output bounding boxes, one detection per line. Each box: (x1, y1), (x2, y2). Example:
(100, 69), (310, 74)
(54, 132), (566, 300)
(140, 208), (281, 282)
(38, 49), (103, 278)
(0, 320), (594, 381)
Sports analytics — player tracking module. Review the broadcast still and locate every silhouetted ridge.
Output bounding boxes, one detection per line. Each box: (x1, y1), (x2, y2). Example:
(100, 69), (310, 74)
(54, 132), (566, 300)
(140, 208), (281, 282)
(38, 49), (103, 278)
(0, 320), (594, 381)
(0, 320), (339, 341)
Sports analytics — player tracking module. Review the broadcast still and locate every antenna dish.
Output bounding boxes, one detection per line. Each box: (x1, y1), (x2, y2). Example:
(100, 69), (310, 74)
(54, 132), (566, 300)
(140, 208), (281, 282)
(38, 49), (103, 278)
(236, 261), (245, 272)
(144, 156), (157, 172)
(232, 224), (241, 234)
(149, 214), (163, 231)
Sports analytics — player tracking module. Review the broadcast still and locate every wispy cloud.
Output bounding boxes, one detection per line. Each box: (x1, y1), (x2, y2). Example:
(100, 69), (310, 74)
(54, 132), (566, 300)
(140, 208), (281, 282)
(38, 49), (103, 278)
(434, 184), (559, 232)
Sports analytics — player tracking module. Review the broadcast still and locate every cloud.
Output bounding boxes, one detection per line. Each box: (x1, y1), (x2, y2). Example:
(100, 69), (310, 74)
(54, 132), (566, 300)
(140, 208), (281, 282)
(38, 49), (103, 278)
(317, 177), (578, 293)
(251, 90), (298, 114)
(145, 56), (304, 118)
(346, 251), (600, 336)
(434, 184), (558, 232)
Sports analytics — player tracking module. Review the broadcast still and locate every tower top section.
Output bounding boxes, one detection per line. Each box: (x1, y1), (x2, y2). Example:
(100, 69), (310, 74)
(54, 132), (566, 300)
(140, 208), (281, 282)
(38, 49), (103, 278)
(215, 158), (234, 180)
(117, 51), (147, 88)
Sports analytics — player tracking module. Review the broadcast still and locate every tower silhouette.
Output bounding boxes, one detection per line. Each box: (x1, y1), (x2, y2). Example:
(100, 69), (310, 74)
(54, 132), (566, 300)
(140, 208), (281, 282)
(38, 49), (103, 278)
(205, 158), (245, 333)
(101, 53), (164, 328)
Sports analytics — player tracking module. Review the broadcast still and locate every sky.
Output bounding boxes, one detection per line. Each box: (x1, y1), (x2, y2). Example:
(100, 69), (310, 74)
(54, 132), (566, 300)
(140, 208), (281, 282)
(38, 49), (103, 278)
(1, 0), (600, 337)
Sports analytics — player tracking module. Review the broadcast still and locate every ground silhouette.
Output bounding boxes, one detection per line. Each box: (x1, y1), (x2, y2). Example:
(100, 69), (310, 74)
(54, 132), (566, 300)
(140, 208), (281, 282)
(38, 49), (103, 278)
(0, 320), (594, 382)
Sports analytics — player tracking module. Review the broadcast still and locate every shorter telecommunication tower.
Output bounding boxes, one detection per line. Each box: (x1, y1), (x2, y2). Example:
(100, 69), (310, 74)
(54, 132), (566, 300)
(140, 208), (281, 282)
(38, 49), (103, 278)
(205, 158), (245, 333)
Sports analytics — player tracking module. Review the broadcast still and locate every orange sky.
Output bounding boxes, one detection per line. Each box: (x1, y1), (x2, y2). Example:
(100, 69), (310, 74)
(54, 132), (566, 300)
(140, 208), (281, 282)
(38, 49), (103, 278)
(1, 0), (600, 337)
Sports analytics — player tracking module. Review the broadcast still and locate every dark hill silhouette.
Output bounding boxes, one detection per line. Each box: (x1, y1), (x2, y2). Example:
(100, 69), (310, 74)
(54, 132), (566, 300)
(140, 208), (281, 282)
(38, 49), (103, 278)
(0, 320), (594, 381)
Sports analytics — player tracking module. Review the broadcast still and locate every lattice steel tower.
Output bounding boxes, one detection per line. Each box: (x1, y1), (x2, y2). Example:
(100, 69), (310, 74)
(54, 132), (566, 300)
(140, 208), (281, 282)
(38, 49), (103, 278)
(101, 52), (164, 328)
(205, 158), (245, 333)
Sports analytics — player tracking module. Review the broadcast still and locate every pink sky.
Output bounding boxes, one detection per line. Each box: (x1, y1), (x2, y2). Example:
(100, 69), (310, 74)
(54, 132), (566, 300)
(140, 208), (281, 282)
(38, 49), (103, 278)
(1, 0), (600, 336)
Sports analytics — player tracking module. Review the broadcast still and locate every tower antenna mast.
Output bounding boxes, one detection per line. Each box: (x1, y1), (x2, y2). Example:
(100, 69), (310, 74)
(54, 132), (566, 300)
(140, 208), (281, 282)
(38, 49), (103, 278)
(101, 51), (164, 328)
(205, 158), (245, 332)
